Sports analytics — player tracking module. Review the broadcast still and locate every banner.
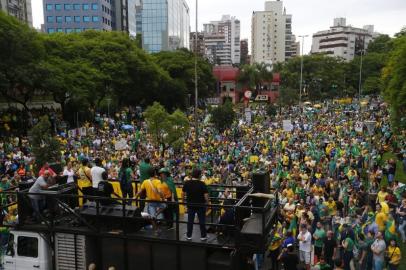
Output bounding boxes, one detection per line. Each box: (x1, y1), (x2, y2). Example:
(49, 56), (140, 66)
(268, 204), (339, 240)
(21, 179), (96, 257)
(115, 139), (128, 151)
(283, 120), (293, 132)
(355, 121), (363, 133)
(255, 95), (269, 101)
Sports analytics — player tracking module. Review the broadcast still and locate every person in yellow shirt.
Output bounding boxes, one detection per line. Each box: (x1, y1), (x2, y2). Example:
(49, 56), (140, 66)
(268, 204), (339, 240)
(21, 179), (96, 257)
(386, 239), (401, 270)
(324, 197), (337, 216)
(283, 187), (295, 200)
(135, 167), (166, 218)
(375, 204), (388, 232)
(377, 187), (388, 204)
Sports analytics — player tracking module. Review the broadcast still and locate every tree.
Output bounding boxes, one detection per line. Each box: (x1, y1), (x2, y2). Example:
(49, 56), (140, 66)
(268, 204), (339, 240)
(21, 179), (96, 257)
(210, 101), (236, 132)
(153, 49), (216, 100)
(266, 104), (277, 118)
(274, 55), (346, 101)
(278, 87), (299, 106)
(0, 12), (45, 111)
(29, 116), (61, 173)
(144, 102), (190, 154)
(382, 35), (406, 131)
(237, 63), (273, 93)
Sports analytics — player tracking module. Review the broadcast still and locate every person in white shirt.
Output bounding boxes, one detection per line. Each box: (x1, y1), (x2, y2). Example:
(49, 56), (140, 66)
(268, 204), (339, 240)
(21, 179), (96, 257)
(297, 224), (312, 270)
(63, 161), (75, 183)
(91, 158), (105, 189)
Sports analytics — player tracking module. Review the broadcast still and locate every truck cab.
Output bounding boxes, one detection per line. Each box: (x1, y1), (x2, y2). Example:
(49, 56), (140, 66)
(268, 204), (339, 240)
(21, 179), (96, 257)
(3, 230), (52, 270)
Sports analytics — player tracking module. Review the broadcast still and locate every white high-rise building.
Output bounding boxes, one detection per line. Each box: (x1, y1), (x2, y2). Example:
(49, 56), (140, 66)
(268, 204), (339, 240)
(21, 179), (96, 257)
(0, 0), (32, 26)
(251, 0), (294, 65)
(311, 18), (380, 61)
(203, 15), (241, 65)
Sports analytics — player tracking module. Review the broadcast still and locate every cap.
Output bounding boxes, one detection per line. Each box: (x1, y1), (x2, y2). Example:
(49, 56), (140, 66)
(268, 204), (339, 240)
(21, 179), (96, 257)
(159, 167), (170, 174)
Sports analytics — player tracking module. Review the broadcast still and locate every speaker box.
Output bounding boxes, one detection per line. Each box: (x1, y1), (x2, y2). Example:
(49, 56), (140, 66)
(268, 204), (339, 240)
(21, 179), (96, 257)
(252, 171), (270, 194)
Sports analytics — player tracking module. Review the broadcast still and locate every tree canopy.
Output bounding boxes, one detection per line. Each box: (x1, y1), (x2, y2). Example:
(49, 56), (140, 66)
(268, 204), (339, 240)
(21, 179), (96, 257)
(0, 12), (215, 126)
(382, 35), (406, 131)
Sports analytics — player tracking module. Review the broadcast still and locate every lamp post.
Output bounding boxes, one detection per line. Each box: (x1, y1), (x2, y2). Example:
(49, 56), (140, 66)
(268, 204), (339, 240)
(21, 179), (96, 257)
(194, 0), (198, 144)
(298, 35), (308, 112)
(358, 49), (364, 104)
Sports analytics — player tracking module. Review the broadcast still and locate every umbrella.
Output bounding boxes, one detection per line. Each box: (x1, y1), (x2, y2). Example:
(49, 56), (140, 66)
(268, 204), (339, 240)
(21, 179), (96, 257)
(121, 125), (134, 131)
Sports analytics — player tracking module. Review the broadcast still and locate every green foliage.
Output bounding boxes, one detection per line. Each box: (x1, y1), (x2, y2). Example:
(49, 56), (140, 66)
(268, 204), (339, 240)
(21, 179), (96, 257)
(0, 14), (212, 123)
(210, 101), (236, 132)
(29, 116), (61, 172)
(153, 49), (216, 99)
(144, 102), (190, 152)
(238, 63), (273, 91)
(0, 12), (45, 109)
(382, 35), (406, 131)
(266, 104), (277, 118)
(274, 55), (346, 101)
(279, 87), (299, 106)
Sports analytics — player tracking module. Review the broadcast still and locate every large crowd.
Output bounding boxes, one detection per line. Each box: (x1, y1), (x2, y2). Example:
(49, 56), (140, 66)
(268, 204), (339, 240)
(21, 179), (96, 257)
(0, 96), (406, 270)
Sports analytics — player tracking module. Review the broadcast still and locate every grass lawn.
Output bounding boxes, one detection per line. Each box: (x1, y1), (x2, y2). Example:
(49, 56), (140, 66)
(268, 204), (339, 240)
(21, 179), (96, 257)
(382, 152), (406, 270)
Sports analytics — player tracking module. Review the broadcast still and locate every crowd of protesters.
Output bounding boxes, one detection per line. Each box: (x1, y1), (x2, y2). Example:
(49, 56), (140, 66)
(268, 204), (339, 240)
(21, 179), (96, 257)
(0, 97), (405, 270)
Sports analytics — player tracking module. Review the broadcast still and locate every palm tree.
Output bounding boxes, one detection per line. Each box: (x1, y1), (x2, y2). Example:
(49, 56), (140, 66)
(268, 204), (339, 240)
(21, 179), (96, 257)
(237, 63), (273, 94)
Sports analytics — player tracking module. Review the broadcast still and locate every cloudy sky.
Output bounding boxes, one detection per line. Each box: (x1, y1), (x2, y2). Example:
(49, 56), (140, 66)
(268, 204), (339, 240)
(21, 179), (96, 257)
(32, 0), (406, 53)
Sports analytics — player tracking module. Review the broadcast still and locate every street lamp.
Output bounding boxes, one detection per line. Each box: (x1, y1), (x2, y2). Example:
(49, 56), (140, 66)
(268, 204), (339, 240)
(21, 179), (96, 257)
(194, 0), (198, 144)
(358, 49), (365, 104)
(298, 35), (308, 112)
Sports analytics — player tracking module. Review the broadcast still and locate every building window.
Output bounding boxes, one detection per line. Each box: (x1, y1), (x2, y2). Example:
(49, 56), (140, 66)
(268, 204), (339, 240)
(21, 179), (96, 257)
(56, 16), (63, 23)
(73, 4), (81, 10)
(55, 4), (62, 11)
(46, 4), (53, 11)
(83, 4), (90, 10)
(83, 16), (91, 22)
(47, 28), (55, 34)
(92, 3), (98, 10)
(92, 16), (99, 22)
(46, 16), (53, 23)
(66, 28), (73, 33)
(75, 28), (82, 33)
(56, 28), (63, 32)
(74, 16), (80, 22)
(64, 4), (72, 10)
(65, 16), (72, 23)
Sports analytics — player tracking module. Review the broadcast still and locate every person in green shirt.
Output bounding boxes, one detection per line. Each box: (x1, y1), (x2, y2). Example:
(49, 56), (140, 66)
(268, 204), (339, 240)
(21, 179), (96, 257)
(139, 158), (152, 183)
(342, 236), (355, 270)
(159, 168), (177, 229)
(119, 158), (135, 204)
(313, 222), (326, 261)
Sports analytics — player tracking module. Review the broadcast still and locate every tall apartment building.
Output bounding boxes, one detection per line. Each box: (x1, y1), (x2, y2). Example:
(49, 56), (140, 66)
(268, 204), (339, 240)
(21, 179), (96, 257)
(190, 32), (205, 57)
(240, 39), (249, 65)
(0, 0), (32, 26)
(140, 0), (190, 53)
(203, 15), (241, 66)
(43, 0), (115, 33)
(251, 0), (294, 64)
(311, 18), (379, 61)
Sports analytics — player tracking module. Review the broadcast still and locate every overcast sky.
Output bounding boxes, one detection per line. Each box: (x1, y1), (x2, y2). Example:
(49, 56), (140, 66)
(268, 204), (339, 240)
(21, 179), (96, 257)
(32, 0), (406, 54)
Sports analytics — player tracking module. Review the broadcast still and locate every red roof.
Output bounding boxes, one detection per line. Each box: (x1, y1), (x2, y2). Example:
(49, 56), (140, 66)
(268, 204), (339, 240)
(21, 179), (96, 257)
(213, 66), (240, 82)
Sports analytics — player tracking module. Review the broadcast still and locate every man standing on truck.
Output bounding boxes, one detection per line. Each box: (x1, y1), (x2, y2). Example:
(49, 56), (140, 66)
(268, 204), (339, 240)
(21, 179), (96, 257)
(182, 168), (209, 241)
(28, 170), (56, 221)
(91, 158), (105, 192)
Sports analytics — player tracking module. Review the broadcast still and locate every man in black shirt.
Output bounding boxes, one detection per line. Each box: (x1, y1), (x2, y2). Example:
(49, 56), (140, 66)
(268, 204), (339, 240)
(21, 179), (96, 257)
(278, 244), (299, 270)
(182, 169), (209, 241)
(323, 230), (337, 268)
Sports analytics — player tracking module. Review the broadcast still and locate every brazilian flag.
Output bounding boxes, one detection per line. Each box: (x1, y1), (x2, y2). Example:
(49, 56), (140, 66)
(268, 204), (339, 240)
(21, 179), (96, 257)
(385, 219), (398, 242)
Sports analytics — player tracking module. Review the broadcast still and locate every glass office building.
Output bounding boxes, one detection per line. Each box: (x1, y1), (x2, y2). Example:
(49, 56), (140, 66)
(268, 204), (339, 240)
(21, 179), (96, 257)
(141, 0), (190, 53)
(43, 0), (114, 34)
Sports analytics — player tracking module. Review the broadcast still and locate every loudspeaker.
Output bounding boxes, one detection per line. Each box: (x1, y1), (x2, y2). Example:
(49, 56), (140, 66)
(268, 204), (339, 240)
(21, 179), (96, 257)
(252, 171), (270, 194)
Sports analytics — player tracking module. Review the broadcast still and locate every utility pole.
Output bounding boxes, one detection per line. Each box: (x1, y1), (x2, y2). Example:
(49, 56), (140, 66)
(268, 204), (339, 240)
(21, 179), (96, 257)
(194, 0), (198, 144)
(358, 49), (364, 104)
(298, 35), (308, 112)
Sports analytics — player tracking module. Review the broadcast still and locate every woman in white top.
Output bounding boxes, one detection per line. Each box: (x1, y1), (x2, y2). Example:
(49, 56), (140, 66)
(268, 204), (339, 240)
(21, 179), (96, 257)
(63, 161), (76, 183)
